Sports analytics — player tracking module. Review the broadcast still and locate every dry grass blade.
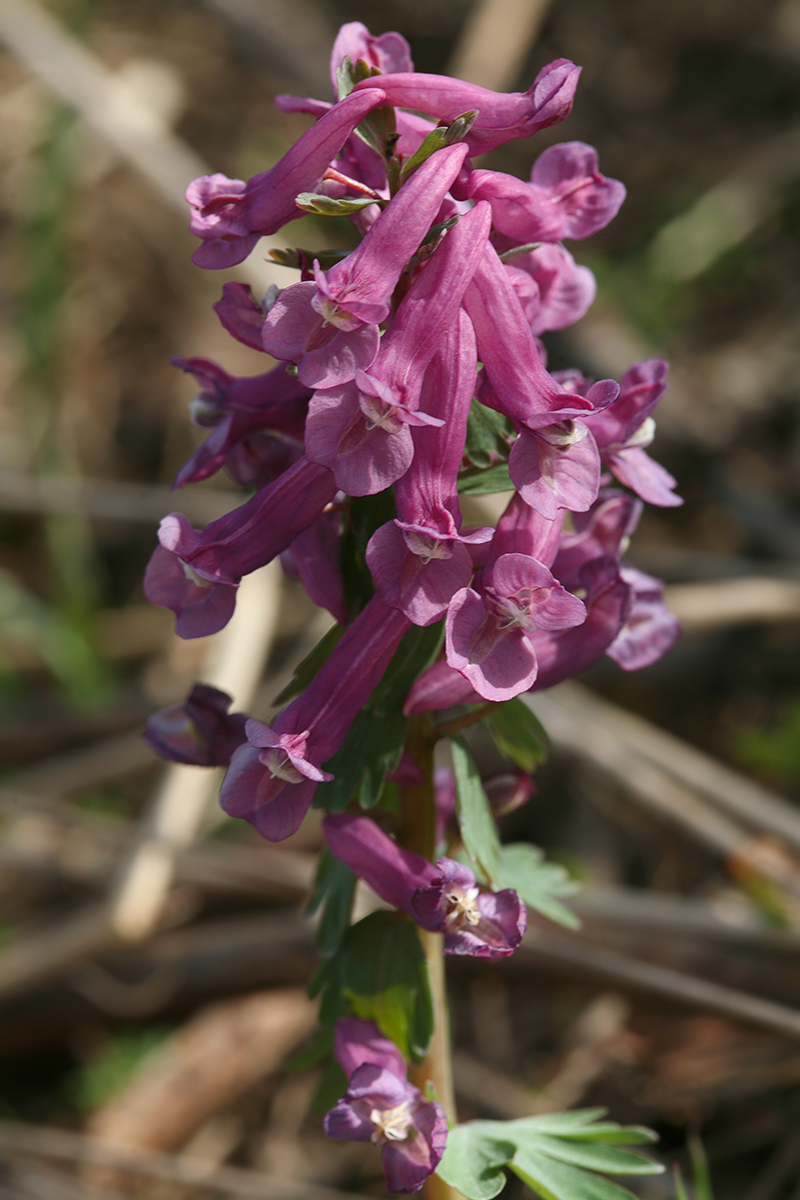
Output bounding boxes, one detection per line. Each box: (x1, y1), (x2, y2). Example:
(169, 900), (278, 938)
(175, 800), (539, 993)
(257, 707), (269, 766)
(0, 1121), (362, 1199)
(527, 682), (800, 855)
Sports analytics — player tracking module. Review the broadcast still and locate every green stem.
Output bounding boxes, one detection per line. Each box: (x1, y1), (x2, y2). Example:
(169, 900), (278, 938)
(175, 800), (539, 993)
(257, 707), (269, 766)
(400, 717), (464, 1200)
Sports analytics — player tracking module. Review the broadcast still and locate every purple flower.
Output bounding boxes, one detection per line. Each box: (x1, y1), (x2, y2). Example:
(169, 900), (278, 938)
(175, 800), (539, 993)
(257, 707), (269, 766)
(171, 357), (309, 488)
(281, 504), (348, 625)
(366, 309), (493, 625)
(143, 683), (247, 767)
(261, 144), (469, 389)
(353, 59), (581, 155)
(186, 89), (387, 268)
(445, 551), (587, 701)
(606, 567), (681, 670)
(144, 458), (337, 638)
(220, 599), (411, 840)
(325, 1018), (447, 1194)
(470, 142), (625, 244)
(212, 282), (268, 351)
(581, 360), (682, 507)
(323, 813), (526, 957)
(504, 243), (596, 334)
(465, 243), (616, 432)
(305, 202), (491, 496)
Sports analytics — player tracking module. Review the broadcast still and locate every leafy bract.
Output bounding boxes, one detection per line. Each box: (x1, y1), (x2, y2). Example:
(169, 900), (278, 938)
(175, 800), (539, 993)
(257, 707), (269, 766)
(400, 111), (477, 183)
(295, 192), (383, 216)
(314, 911), (433, 1063)
(484, 697), (549, 772)
(308, 848), (357, 956)
(495, 843), (580, 929)
(458, 460), (513, 495)
(437, 1110), (663, 1200)
(450, 737), (501, 881)
(464, 398), (513, 470)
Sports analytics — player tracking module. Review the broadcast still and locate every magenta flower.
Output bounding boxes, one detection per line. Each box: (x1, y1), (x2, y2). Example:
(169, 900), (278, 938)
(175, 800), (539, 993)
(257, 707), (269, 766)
(325, 1018), (448, 1194)
(606, 567), (681, 670)
(504, 243), (596, 334)
(323, 813), (526, 957)
(305, 201), (491, 495)
(366, 310), (493, 625)
(144, 457), (337, 638)
(470, 142), (625, 244)
(261, 144), (469, 389)
(171, 357), (309, 488)
(186, 88), (387, 268)
(143, 683), (247, 767)
(581, 359), (683, 507)
(445, 552), (587, 701)
(212, 282), (269, 351)
(220, 600), (411, 840)
(465, 242), (621, 516)
(353, 58), (581, 155)
(281, 505), (348, 625)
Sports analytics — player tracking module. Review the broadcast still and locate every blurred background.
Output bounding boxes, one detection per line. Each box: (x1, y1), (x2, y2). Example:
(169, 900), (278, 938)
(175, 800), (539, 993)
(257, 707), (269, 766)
(0, 0), (799, 1197)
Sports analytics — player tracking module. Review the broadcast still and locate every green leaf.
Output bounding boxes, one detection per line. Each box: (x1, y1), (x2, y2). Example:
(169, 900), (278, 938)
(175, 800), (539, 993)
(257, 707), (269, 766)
(484, 697), (549, 772)
(311, 1057), (348, 1117)
(450, 737), (501, 881)
(464, 398), (513, 470)
(688, 1132), (713, 1200)
(268, 247), (349, 271)
(399, 111), (477, 182)
(314, 707), (406, 812)
(498, 241), (544, 263)
(458, 460), (513, 495)
(308, 848), (357, 956)
(335, 55), (357, 99)
(496, 844), (580, 929)
(272, 621), (344, 706)
(437, 1112), (663, 1200)
(437, 1125), (513, 1200)
(295, 192), (382, 216)
(317, 911), (433, 1062)
(528, 1136), (664, 1175)
(336, 58), (399, 159)
(511, 1146), (641, 1200)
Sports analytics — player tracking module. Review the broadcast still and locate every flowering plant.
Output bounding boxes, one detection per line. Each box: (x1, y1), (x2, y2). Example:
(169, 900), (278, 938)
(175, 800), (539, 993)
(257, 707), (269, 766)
(145, 22), (678, 1197)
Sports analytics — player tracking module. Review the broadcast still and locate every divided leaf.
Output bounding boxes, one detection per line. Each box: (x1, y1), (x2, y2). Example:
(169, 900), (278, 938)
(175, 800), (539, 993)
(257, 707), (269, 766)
(496, 843), (580, 929)
(437, 1111), (663, 1200)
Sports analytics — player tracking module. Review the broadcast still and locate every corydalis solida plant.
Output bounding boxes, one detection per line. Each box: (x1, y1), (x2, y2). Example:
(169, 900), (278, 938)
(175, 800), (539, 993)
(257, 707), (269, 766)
(145, 22), (677, 1196)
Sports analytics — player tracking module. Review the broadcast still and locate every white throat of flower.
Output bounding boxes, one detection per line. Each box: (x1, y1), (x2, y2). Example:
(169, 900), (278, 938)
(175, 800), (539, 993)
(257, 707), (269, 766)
(262, 749), (304, 784)
(181, 560), (213, 589)
(370, 1101), (415, 1144)
(625, 416), (656, 450)
(403, 529), (453, 564)
(444, 885), (482, 927)
(315, 295), (351, 329)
